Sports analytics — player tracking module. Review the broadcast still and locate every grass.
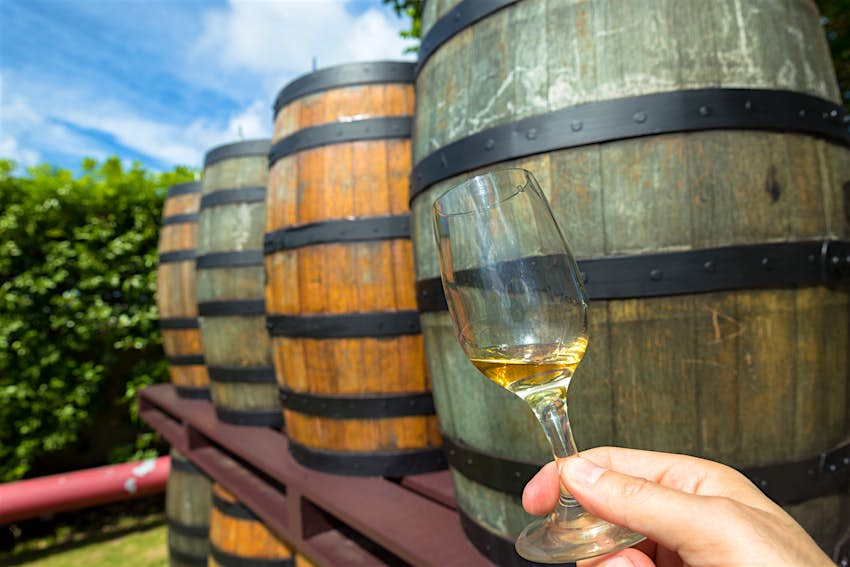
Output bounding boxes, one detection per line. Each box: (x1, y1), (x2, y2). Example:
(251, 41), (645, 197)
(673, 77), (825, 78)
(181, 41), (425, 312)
(2, 495), (169, 567)
(11, 524), (168, 567)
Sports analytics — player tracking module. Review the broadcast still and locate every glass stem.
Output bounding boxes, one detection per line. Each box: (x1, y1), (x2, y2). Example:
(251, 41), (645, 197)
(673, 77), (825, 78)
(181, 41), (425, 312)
(528, 386), (580, 510)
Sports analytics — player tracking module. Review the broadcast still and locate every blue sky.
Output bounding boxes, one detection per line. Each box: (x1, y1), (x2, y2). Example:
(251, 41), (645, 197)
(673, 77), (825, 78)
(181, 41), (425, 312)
(1, 0), (416, 172)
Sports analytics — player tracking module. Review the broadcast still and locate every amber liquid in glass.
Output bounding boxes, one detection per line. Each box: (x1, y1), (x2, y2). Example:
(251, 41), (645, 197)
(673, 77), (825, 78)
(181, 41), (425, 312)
(468, 338), (588, 400)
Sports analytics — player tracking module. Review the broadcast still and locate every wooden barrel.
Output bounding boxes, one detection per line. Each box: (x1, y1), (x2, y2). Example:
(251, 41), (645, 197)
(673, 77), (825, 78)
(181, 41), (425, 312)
(208, 483), (293, 567)
(166, 449), (211, 567)
(198, 140), (282, 428)
(411, 0), (850, 563)
(265, 61), (444, 476)
(158, 181), (209, 399)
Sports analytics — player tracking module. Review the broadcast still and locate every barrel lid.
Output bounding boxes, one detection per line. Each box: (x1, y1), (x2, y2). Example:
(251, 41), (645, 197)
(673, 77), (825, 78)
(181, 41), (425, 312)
(167, 181), (201, 197)
(273, 60), (415, 116)
(203, 139), (271, 168)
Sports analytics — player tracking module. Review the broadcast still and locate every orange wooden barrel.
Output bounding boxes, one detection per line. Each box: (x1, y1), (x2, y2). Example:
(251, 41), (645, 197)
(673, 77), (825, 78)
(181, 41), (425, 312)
(265, 61), (444, 476)
(208, 483), (293, 567)
(157, 181), (209, 399)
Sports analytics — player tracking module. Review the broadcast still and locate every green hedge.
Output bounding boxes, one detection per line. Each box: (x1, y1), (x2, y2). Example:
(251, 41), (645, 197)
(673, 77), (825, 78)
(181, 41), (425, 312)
(0, 157), (195, 482)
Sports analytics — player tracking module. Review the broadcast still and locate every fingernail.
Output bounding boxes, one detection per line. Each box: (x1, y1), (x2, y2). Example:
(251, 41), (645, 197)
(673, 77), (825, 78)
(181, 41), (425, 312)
(564, 456), (606, 487)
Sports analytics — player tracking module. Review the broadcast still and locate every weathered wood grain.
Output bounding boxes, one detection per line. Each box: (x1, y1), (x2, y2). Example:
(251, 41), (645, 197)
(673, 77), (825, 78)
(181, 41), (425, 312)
(411, 0), (850, 552)
(166, 449), (211, 567)
(209, 483), (293, 565)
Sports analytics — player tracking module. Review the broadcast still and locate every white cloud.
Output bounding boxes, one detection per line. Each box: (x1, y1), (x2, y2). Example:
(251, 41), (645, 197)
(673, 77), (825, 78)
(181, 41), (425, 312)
(189, 0), (415, 96)
(1, 1), (416, 171)
(1, 69), (272, 170)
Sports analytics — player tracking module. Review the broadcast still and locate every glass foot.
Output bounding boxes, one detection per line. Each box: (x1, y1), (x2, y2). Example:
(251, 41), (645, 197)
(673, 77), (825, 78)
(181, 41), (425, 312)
(515, 506), (646, 563)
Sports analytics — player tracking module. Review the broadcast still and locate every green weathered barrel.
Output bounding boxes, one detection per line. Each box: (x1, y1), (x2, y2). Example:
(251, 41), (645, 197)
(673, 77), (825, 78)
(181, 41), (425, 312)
(166, 450), (211, 567)
(197, 139), (282, 428)
(411, 0), (850, 564)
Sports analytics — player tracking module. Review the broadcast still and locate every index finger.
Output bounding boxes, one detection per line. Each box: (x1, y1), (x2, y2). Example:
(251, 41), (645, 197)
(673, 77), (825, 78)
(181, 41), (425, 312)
(577, 447), (775, 512)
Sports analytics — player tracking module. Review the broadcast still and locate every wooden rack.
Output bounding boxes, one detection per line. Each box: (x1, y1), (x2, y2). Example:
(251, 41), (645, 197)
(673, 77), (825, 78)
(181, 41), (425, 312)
(138, 383), (491, 566)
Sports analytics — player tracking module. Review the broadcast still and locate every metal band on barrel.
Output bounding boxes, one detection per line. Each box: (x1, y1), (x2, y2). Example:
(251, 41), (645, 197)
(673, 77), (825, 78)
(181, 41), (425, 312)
(167, 355), (205, 366)
(211, 492), (260, 521)
(443, 433), (850, 505)
(214, 407), (283, 428)
(409, 88), (850, 202)
(287, 440), (446, 477)
(159, 250), (196, 264)
(268, 117), (411, 166)
(274, 61), (415, 114)
(457, 507), (550, 567)
(166, 518), (210, 538)
(167, 546), (208, 567)
(175, 386), (211, 400)
(209, 546), (294, 567)
(266, 311), (421, 338)
(263, 215), (410, 254)
(204, 139), (271, 168)
(167, 181), (201, 197)
(198, 299), (266, 316)
(162, 213), (199, 226)
(208, 366), (276, 384)
(416, 0), (519, 75)
(278, 387), (435, 419)
(415, 240), (850, 312)
(199, 186), (266, 209)
(160, 317), (199, 330)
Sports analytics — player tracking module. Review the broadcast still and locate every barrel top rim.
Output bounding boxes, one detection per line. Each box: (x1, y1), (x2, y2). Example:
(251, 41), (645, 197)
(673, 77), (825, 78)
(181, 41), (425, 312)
(203, 139), (272, 168)
(166, 181), (201, 197)
(273, 60), (415, 115)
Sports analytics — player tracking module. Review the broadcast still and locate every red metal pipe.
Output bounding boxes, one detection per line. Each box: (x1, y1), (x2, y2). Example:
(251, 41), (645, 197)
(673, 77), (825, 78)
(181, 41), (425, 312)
(0, 456), (170, 524)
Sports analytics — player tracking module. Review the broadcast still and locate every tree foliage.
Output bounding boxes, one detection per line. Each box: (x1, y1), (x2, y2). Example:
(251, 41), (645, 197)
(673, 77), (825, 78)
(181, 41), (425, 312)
(0, 157), (194, 481)
(383, 0), (422, 52)
(816, 0), (850, 111)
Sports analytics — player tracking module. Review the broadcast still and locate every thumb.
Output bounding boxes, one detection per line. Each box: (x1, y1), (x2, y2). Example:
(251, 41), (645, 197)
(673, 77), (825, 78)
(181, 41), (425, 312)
(562, 456), (731, 553)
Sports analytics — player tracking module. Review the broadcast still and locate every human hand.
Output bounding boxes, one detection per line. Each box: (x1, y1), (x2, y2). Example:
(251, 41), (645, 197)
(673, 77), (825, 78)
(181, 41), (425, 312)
(522, 447), (832, 566)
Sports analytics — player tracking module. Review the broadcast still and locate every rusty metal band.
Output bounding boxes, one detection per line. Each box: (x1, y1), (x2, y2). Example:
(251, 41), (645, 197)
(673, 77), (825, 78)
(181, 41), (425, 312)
(278, 387), (435, 419)
(210, 546), (294, 567)
(167, 181), (201, 197)
(268, 117), (411, 166)
(212, 492), (259, 520)
(195, 251), (264, 270)
(266, 311), (421, 338)
(409, 88), (850, 203)
(160, 317), (199, 330)
(167, 355), (205, 366)
(162, 213), (199, 226)
(416, 0), (519, 75)
(199, 186), (266, 209)
(208, 366), (276, 384)
(274, 61), (415, 114)
(175, 386), (211, 401)
(457, 507), (557, 567)
(159, 250), (196, 264)
(415, 240), (850, 312)
(169, 455), (206, 475)
(214, 407), (283, 428)
(263, 215), (410, 254)
(167, 546), (208, 567)
(204, 139), (271, 168)
(198, 299), (266, 316)
(444, 433), (850, 505)
(287, 439), (447, 477)
(166, 517), (209, 538)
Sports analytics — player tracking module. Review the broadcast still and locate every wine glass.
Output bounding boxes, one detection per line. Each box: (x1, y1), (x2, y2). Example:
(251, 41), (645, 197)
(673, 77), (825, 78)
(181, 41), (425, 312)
(432, 168), (645, 563)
